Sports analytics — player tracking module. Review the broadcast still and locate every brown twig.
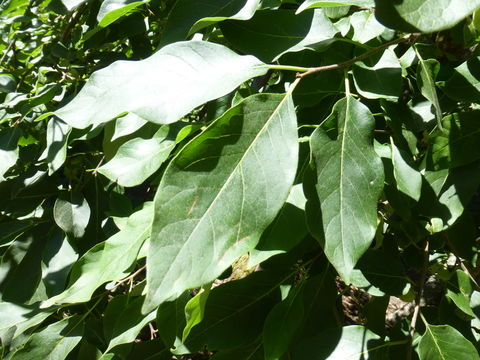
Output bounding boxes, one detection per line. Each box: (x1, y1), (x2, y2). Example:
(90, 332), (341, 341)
(297, 34), (420, 79)
(60, 3), (88, 44)
(408, 240), (429, 360)
(109, 265), (146, 292)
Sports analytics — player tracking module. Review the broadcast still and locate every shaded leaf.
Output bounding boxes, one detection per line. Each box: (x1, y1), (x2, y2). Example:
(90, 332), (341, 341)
(53, 191), (91, 238)
(221, 9), (337, 62)
(428, 112), (480, 170)
(160, 0), (261, 46)
(55, 41), (268, 129)
(9, 316), (83, 360)
(0, 127), (21, 182)
(308, 96), (384, 282)
(446, 269), (475, 318)
(416, 57), (443, 131)
(352, 48), (402, 100)
(42, 202), (153, 306)
(145, 91), (298, 312)
(443, 56), (480, 102)
(44, 117), (71, 175)
(293, 325), (387, 359)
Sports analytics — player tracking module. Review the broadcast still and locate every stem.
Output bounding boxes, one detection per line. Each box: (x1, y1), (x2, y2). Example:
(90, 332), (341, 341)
(344, 68), (350, 97)
(296, 34), (419, 79)
(110, 265), (146, 291)
(408, 239), (429, 360)
(268, 64), (309, 73)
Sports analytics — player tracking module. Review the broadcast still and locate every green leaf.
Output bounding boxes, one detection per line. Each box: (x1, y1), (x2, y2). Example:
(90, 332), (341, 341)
(446, 269), (476, 318)
(111, 113), (148, 141)
(263, 283), (304, 360)
(248, 184), (308, 267)
(42, 202), (153, 307)
(53, 191), (91, 238)
(159, 0), (261, 46)
(293, 325), (387, 359)
(0, 302), (55, 345)
(419, 161), (480, 232)
(98, 126), (177, 187)
(418, 323), (480, 360)
(416, 57), (443, 131)
(428, 112), (480, 170)
(54, 41), (268, 129)
(60, 0), (86, 11)
(297, 0), (374, 14)
(391, 139), (422, 201)
(308, 96), (384, 282)
(221, 9), (337, 62)
(0, 75), (16, 93)
(0, 127), (21, 182)
(44, 117), (71, 175)
(177, 270), (287, 353)
(348, 10), (387, 44)
(97, 0), (147, 27)
(102, 296), (156, 356)
(8, 315), (83, 360)
(145, 91), (298, 312)
(375, 0), (480, 33)
(444, 56), (480, 102)
(352, 48), (402, 100)
(182, 283), (211, 342)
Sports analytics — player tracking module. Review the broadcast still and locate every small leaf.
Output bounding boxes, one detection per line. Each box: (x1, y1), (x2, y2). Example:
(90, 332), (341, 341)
(111, 113), (148, 141)
(54, 41), (268, 129)
(391, 139), (422, 201)
(349, 10), (387, 44)
(418, 323), (480, 360)
(98, 125), (177, 187)
(145, 91), (298, 312)
(446, 269), (476, 318)
(42, 202), (153, 306)
(416, 57), (443, 131)
(307, 96), (384, 282)
(53, 191), (91, 238)
(9, 316), (83, 360)
(297, 0), (374, 14)
(182, 283), (211, 342)
(375, 0), (480, 33)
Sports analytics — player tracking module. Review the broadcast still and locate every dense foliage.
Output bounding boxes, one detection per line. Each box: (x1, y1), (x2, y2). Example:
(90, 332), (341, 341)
(1, 0), (480, 358)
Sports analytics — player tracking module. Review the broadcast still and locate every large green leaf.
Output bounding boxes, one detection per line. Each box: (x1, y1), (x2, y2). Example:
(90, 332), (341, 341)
(42, 202), (153, 307)
(445, 269), (476, 318)
(159, 0), (261, 46)
(428, 112), (480, 170)
(308, 96), (383, 282)
(144, 91), (298, 312)
(8, 316), (83, 360)
(53, 191), (91, 239)
(297, 0), (374, 14)
(293, 325), (387, 359)
(418, 324), (480, 360)
(98, 126), (177, 187)
(54, 41), (268, 129)
(375, 0), (480, 33)
(221, 9), (337, 62)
